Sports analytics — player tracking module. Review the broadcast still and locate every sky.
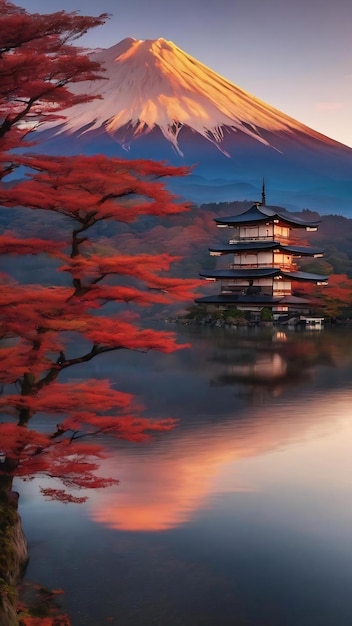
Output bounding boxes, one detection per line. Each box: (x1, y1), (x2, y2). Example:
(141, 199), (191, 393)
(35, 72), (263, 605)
(19, 0), (352, 147)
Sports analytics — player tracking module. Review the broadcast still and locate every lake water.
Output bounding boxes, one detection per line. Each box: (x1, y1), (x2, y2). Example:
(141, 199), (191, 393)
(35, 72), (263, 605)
(17, 326), (352, 625)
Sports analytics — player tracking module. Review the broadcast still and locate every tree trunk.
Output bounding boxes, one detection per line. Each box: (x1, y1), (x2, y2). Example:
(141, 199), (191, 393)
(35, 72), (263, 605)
(0, 468), (28, 626)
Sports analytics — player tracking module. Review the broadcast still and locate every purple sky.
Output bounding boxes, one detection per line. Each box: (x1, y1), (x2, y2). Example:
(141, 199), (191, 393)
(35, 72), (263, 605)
(19, 0), (352, 147)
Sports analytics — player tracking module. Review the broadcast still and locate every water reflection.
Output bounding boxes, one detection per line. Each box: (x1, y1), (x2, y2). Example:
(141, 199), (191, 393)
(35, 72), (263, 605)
(20, 327), (352, 626)
(86, 327), (352, 532)
(209, 328), (336, 397)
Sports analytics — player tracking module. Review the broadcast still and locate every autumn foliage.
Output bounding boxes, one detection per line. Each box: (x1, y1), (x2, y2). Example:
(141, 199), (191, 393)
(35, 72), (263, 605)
(294, 273), (352, 317)
(0, 1), (200, 503)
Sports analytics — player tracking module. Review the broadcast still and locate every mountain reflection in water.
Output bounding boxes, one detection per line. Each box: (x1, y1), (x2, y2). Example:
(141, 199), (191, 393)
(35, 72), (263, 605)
(20, 327), (352, 626)
(81, 327), (352, 532)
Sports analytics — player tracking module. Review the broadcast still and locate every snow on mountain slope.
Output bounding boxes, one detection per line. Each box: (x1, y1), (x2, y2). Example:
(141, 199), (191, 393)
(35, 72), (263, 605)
(49, 37), (338, 156)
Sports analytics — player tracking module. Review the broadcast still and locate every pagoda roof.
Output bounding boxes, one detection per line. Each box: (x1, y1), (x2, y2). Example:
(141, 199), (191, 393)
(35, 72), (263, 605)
(195, 293), (322, 307)
(195, 294), (282, 305)
(214, 204), (321, 229)
(209, 241), (324, 256)
(200, 268), (328, 283)
(278, 295), (323, 306)
(285, 270), (328, 282)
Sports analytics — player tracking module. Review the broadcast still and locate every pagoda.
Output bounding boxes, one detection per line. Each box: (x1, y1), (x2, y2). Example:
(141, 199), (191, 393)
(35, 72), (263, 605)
(196, 185), (328, 317)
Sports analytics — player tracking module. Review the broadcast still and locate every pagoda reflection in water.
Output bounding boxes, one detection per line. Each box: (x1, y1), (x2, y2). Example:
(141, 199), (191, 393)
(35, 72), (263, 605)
(209, 329), (334, 397)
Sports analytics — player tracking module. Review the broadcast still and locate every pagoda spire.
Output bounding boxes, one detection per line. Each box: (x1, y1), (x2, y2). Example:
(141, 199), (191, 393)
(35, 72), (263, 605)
(261, 178), (266, 206)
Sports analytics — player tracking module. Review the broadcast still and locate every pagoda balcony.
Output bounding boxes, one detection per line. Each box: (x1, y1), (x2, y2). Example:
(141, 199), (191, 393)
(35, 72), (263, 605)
(229, 236), (275, 243)
(220, 287), (292, 297)
(273, 289), (292, 296)
(230, 262), (297, 270)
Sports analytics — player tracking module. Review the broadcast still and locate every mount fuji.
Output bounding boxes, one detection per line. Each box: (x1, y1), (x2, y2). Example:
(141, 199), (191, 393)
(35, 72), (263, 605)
(40, 37), (352, 214)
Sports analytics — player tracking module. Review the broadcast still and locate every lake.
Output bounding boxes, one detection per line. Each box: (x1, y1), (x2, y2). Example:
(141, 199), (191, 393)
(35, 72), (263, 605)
(17, 325), (352, 625)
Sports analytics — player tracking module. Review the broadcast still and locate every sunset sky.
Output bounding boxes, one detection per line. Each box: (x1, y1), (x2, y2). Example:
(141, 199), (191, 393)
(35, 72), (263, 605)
(20, 0), (352, 147)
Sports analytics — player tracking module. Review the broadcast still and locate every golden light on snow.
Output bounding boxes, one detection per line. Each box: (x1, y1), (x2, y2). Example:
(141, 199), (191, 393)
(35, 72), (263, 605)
(48, 37), (336, 155)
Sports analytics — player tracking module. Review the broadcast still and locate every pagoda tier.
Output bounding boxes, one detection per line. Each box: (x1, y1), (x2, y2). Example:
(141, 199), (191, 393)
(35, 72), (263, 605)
(209, 242), (324, 256)
(197, 201), (328, 315)
(200, 268), (328, 282)
(214, 204), (320, 229)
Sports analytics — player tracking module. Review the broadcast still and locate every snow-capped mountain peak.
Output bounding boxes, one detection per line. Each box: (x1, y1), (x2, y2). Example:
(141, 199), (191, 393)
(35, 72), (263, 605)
(51, 36), (327, 156)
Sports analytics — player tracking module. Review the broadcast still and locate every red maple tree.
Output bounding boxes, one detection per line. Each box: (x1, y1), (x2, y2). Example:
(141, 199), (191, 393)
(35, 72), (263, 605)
(0, 3), (200, 622)
(294, 273), (352, 318)
(0, 3), (199, 500)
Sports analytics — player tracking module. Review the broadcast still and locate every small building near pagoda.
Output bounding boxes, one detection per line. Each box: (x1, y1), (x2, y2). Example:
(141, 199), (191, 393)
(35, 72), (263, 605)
(196, 192), (328, 319)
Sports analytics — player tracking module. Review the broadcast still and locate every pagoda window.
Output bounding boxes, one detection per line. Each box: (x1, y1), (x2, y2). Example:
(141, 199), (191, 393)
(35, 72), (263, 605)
(244, 253), (258, 267)
(274, 225), (290, 239)
(273, 278), (291, 295)
(274, 252), (293, 269)
(260, 224), (273, 239)
(240, 225), (259, 240)
(258, 251), (272, 266)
